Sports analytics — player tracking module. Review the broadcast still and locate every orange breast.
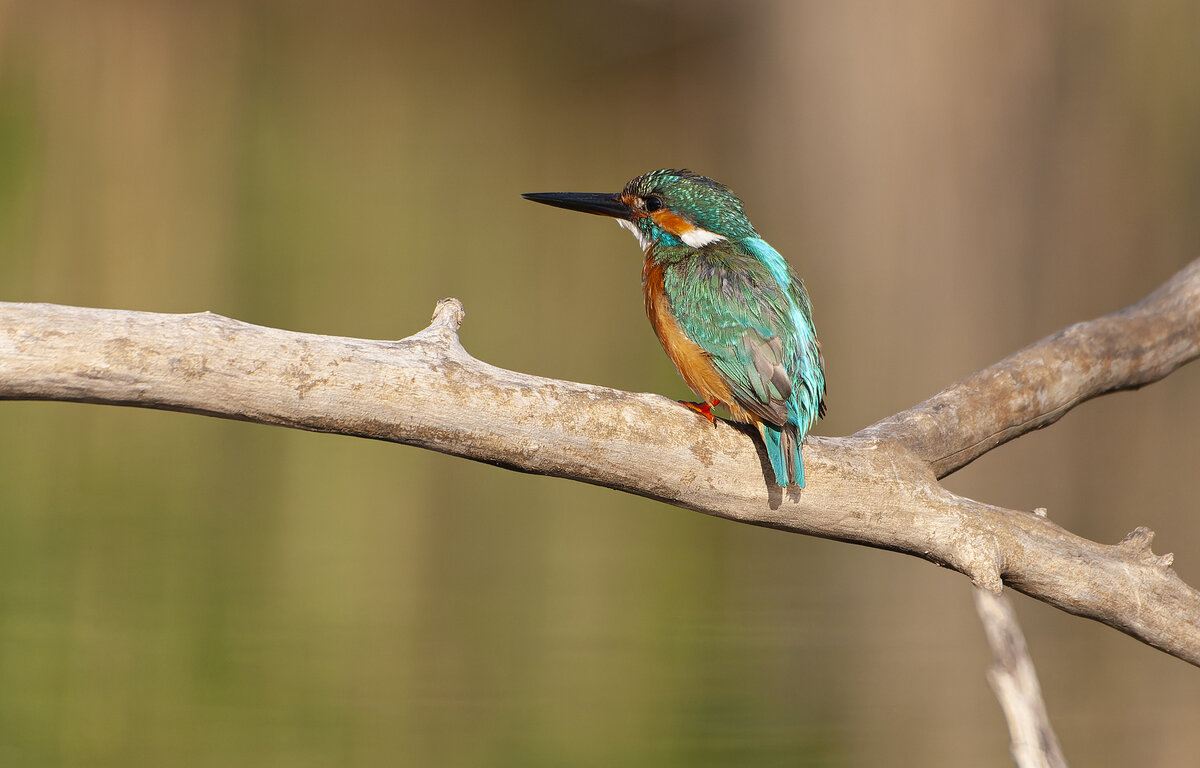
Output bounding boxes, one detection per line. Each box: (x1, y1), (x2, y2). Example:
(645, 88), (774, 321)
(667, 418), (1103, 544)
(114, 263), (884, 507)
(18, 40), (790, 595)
(642, 260), (750, 422)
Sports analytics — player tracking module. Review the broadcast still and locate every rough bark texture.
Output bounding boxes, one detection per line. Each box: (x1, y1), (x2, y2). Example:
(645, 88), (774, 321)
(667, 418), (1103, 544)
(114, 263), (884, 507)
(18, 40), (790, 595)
(2, 259), (1199, 665)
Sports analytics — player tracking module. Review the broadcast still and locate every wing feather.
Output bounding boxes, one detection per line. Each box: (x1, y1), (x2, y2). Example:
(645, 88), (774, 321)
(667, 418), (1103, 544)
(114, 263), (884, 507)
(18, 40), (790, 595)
(661, 244), (820, 429)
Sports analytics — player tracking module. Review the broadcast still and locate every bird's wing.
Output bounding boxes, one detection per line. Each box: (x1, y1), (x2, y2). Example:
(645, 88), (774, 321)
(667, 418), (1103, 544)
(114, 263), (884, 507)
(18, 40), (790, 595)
(741, 237), (826, 424)
(663, 245), (804, 428)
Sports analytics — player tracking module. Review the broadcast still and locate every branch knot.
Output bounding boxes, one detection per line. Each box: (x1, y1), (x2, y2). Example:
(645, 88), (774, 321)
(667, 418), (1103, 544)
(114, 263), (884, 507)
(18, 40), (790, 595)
(431, 298), (465, 331)
(1119, 527), (1174, 568)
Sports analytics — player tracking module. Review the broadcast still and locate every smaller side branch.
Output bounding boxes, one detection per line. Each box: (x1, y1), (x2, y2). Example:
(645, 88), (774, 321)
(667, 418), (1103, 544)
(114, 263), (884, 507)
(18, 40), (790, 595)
(861, 259), (1200, 477)
(974, 588), (1068, 768)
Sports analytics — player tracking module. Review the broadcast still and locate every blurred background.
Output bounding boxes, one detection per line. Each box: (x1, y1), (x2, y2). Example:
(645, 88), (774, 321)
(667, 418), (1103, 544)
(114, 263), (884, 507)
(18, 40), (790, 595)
(1, 1), (1198, 765)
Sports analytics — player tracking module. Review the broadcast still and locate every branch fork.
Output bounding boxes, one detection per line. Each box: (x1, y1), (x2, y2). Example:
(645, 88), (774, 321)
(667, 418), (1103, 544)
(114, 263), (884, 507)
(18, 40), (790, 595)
(1, 260), (1198, 666)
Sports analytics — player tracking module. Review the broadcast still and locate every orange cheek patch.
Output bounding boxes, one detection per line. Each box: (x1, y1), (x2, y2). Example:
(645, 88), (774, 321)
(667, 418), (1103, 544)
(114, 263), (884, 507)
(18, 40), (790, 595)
(650, 209), (695, 238)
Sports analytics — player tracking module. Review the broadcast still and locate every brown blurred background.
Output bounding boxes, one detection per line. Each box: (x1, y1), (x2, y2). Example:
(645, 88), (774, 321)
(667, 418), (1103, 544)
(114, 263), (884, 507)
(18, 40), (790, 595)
(1, 1), (1198, 766)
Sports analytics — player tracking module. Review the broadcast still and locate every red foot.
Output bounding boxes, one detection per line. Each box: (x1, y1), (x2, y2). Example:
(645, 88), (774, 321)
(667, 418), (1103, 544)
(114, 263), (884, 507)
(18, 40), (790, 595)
(680, 399), (720, 424)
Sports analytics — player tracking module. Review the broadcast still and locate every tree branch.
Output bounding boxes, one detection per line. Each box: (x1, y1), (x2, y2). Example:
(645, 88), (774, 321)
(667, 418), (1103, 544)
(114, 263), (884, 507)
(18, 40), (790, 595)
(973, 588), (1068, 768)
(860, 259), (1200, 476)
(2, 260), (1198, 664)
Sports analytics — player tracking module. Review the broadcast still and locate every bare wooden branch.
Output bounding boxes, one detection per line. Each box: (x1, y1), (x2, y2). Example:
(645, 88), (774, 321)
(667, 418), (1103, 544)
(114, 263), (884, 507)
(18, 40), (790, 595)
(860, 259), (1200, 476)
(974, 587), (1068, 768)
(1, 259), (1199, 665)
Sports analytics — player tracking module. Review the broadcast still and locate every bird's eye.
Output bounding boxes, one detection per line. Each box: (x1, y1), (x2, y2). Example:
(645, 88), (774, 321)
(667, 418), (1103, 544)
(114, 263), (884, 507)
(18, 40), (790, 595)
(643, 195), (664, 213)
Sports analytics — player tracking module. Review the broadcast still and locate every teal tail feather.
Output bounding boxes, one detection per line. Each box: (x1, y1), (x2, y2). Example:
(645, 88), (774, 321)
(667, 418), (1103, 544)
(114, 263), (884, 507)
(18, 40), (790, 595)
(760, 422), (805, 488)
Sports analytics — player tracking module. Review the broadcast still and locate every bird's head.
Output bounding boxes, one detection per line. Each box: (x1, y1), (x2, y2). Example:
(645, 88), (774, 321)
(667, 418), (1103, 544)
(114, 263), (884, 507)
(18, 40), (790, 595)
(523, 169), (757, 253)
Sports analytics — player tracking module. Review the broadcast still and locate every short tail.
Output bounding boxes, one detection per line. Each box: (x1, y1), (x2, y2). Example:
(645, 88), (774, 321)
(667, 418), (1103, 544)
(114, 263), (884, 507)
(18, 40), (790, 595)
(759, 422), (805, 487)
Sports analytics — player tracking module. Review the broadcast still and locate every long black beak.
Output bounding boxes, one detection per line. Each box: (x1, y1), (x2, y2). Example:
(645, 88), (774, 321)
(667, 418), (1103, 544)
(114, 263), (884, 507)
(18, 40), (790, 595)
(522, 191), (632, 220)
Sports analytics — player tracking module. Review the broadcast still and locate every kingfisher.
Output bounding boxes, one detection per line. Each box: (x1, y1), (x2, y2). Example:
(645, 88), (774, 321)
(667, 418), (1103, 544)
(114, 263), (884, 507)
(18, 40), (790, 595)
(523, 169), (825, 487)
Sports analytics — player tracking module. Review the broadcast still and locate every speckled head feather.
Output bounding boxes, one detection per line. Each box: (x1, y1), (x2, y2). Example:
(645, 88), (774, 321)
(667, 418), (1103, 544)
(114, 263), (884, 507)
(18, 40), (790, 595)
(620, 169), (759, 245)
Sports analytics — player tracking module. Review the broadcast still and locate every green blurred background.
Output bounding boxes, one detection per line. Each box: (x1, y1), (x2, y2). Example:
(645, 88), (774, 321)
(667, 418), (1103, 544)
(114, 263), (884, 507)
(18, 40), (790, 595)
(1, 1), (1199, 765)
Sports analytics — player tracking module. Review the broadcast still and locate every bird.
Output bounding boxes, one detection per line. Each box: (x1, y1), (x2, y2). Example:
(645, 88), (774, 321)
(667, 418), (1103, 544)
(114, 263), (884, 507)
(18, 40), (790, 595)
(523, 169), (825, 487)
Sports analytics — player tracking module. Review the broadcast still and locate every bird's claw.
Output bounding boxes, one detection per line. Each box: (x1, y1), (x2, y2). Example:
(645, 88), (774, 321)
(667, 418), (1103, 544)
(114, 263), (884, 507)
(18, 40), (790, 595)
(680, 400), (719, 424)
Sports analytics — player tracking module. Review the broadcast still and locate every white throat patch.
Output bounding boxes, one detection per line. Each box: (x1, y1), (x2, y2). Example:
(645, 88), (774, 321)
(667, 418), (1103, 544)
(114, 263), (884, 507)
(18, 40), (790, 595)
(617, 219), (652, 252)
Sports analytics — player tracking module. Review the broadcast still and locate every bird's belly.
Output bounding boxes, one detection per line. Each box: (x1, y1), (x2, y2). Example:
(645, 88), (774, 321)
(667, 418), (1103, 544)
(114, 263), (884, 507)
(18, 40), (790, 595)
(643, 262), (748, 421)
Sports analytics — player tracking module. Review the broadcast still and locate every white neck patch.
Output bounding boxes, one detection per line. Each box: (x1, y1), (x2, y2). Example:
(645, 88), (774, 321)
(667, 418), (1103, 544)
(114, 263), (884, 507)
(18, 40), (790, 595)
(680, 226), (727, 248)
